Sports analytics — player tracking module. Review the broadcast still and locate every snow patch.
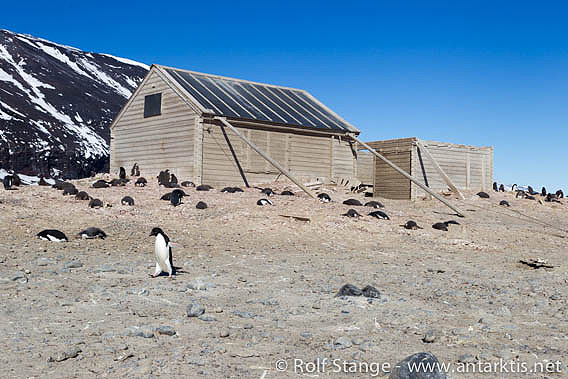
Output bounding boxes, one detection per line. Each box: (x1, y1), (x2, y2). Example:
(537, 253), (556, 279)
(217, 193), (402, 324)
(35, 42), (93, 79)
(101, 53), (150, 70)
(79, 58), (132, 98)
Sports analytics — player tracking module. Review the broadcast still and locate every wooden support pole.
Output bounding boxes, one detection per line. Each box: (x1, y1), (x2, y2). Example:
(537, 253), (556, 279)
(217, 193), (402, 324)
(214, 117), (316, 198)
(350, 135), (465, 217)
(416, 140), (465, 200)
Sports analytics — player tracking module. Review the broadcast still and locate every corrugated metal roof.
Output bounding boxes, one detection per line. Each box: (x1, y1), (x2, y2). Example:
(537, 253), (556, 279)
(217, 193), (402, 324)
(160, 65), (358, 133)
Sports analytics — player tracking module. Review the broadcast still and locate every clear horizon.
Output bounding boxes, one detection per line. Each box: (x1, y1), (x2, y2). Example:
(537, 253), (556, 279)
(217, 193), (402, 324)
(2, 1), (567, 191)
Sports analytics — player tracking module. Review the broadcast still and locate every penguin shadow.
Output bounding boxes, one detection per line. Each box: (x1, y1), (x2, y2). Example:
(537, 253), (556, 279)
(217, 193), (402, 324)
(148, 269), (185, 279)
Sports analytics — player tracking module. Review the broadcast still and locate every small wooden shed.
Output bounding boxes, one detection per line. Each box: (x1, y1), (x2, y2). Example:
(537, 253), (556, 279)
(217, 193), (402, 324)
(359, 137), (493, 200)
(110, 65), (360, 187)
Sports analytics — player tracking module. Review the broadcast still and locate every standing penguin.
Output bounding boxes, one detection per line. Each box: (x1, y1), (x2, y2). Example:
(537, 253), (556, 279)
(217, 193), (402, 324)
(170, 174), (178, 186)
(492, 182), (498, 192)
(130, 163), (139, 176)
(541, 187), (547, 196)
(2, 175), (13, 190)
(119, 167), (126, 180)
(149, 227), (176, 277)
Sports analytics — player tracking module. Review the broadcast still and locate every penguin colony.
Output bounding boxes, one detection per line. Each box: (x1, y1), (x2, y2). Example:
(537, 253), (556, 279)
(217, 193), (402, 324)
(4, 164), (565, 278)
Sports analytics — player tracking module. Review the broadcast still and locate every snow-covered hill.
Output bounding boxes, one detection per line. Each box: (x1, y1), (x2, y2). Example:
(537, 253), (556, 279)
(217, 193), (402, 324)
(0, 29), (148, 178)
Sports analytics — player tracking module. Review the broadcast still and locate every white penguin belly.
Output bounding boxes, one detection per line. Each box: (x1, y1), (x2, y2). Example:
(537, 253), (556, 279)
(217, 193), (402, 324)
(154, 234), (170, 271)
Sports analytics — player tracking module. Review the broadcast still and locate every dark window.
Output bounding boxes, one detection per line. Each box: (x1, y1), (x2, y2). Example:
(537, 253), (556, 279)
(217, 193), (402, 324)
(144, 93), (162, 118)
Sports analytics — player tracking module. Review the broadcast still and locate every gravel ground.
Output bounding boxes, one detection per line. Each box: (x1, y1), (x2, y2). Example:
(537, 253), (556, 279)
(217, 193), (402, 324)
(0, 175), (567, 378)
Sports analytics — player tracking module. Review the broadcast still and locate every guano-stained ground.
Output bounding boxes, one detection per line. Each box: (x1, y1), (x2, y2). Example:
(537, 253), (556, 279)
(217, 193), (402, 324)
(0, 177), (567, 378)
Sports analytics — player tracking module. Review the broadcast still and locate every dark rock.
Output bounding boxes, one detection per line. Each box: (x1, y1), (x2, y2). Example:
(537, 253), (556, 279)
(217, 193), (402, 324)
(390, 352), (447, 379)
(361, 285), (380, 298)
(336, 284), (362, 297)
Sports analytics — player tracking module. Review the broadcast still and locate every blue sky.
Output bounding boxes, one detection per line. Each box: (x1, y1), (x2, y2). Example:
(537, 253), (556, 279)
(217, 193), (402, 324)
(3, 1), (567, 190)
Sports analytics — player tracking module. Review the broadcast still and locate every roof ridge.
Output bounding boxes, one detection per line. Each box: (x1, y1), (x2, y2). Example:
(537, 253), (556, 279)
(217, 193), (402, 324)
(154, 64), (305, 92)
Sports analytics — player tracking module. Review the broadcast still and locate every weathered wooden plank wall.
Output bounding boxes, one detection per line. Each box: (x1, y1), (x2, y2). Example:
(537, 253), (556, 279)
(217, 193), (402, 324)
(411, 140), (493, 199)
(201, 121), (355, 188)
(359, 137), (493, 200)
(110, 70), (196, 180)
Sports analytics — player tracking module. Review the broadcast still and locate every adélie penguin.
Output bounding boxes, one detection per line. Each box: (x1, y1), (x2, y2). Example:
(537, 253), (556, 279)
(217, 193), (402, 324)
(257, 198), (273, 206)
(342, 209), (362, 218)
(78, 227), (107, 239)
(37, 229), (68, 242)
(368, 210), (390, 220)
(149, 227), (180, 277)
(401, 220), (422, 230)
(170, 191), (183, 207)
(317, 193), (331, 203)
(364, 200), (384, 208)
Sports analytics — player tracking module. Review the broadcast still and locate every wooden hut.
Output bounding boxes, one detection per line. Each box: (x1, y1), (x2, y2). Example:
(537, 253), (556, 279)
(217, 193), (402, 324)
(110, 65), (360, 188)
(359, 137), (493, 200)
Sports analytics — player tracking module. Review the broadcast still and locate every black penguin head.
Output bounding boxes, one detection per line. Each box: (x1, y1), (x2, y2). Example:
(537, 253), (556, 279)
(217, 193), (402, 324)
(150, 227), (165, 237)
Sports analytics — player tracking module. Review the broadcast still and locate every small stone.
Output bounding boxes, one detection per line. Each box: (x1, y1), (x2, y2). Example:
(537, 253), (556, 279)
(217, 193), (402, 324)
(219, 329), (230, 338)
(125, 326), (154, 338)
(186, 279), (216, 290)
(458, 354), (477, 364)
(24, 269), (31, 274)
(155, 326), (176, 336)
(300, 331), (312, 338)
(55, 346), (82, 362)
(213, 307), (223, 313)
(64, 261), (83, 269)
(198, 315), (216, 322)
(244, 323), (253, 329)
(232, 311), (255, 319)
(352, 337), (363, 345)
(334, 336), (352, 349)
(260, 298), (279, 306)
(186, 302), (205, 317)
(312, 302), (321, 309)
(422, 330), (437, 343)
(36, 258), (53, 266)
(97, 264), (116, 272)
(550, 293), (561, 301)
